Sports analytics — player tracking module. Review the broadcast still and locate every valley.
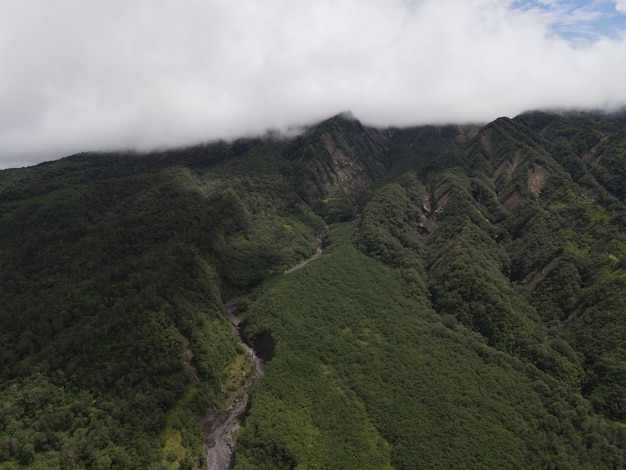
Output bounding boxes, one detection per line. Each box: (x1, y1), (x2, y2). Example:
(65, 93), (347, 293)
(205, 299), (263, 470)
(1, 110), (626, 468)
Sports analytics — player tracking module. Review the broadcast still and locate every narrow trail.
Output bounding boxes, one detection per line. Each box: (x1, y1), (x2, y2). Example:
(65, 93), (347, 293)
(205, 233), (324, 469)
(284, 233), (324, 274)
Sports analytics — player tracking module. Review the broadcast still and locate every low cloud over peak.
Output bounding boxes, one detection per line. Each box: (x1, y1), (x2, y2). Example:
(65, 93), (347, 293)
(1, 0), (626, 168)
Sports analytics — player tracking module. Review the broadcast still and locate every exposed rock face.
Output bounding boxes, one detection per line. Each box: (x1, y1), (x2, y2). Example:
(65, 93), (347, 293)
(292, 114), (390, 203)
(528, 163), (550, 198)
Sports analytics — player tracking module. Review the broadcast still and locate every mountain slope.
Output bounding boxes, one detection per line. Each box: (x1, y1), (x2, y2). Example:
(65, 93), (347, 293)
(0, 141), (324, 468)
(1, 111), (626, 468)
(234, 111), (626, 468)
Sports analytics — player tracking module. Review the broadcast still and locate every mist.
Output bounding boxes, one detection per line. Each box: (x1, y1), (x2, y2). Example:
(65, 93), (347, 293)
(1, 0), (625, 168)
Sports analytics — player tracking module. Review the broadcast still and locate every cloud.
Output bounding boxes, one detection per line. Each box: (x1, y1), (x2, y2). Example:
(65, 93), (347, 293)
(616, 0), (626, 13)
(1, 0), (626, 168)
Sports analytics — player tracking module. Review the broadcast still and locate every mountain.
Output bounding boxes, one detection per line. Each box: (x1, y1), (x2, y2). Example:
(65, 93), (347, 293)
(1, 110), (626, 469)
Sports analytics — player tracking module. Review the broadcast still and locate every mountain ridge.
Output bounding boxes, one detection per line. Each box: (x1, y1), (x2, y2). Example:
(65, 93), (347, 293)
(1, 110), (626, 468)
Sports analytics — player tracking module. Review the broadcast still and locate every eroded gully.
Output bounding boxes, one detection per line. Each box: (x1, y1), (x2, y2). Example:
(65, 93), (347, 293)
(204, 299), (262, 470)
(204, 234), (324, 469)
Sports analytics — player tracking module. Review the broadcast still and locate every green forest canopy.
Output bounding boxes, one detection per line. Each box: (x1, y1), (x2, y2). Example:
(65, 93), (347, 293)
(1, 110), (626, 468)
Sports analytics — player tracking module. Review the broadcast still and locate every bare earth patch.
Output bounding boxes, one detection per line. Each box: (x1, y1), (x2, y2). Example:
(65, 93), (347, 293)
(504, 192), (521, 211)
(528, 164), (550, 198)
(480, 129), (492, 155)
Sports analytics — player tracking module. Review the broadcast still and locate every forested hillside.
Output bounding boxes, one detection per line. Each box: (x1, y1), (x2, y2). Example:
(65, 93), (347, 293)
(1, 110), (626, 469)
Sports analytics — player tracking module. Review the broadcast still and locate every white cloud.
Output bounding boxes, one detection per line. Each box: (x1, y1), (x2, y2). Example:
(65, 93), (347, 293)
(1, 0), (626, 168)
(616, 0), (626, 13)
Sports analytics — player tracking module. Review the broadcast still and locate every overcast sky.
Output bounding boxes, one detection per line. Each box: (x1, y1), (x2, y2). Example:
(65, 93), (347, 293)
(1, 0), (626, 168)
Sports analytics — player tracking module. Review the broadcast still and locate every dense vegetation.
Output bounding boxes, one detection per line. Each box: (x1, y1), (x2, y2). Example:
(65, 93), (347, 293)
(1, 110), (626, 468)
(0, 142), (322, 468)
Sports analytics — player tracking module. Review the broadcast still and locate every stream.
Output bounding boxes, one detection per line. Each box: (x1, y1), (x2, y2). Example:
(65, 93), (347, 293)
(204, 234), (324, 469)
(204, 300), (263, 470)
